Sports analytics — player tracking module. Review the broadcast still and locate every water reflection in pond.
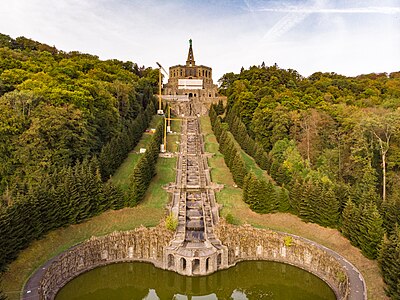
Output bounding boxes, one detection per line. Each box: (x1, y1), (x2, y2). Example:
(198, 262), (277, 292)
(56, 261), (336, 300)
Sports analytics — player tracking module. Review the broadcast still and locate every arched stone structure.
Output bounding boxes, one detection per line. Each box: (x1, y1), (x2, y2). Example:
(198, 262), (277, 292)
(162, 40), (226, 116)
(24, 222), (366, 300)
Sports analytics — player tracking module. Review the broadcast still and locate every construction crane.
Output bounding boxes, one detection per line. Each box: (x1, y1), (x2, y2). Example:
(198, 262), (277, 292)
(156, 62), (179, 153)
(156, 62), (168, 115)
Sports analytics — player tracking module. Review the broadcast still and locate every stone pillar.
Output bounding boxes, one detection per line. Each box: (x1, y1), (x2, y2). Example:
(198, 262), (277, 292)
(187, 258), (193, 276)
(200, 257), (206, 274)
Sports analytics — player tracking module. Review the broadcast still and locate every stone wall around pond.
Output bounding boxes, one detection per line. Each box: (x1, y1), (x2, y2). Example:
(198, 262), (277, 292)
(38, 224), (174, 300)
(215, 223), (350, 300)
(38, 222), (356, 300)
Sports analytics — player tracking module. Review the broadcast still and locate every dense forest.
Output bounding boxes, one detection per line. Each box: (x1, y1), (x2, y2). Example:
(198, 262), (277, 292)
(1, 32), (399, 299)
(217, 64), (400, 299)
(0, 33), (162, 288)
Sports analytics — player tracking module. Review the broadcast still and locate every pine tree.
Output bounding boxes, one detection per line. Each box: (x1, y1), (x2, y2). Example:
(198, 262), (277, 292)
(231, 154), (248, 188)
(213, 117), (222, 139)
(254, 145), (269, 170)
(277, 187), (291, 212)
(288, 178), (302, 213)
(318, 185), (340, 227)
(209, 106), (217, 124)
(218, 130), (228, 150)
(334, 182), (350, 213)
(299, 180), (315, 222)
(242, 172), (251, 204)
(230, 116), (239, 137)
(103, 181), (125, 210)
(341, 199), (360, 246)
(215, 99), (224, 115)
(358, 203), (385, 259)
(259, 179), (278, 213)
(244, 172), (259, 210)
(379, 227), (400, 299)
(381, 196), (400, 234)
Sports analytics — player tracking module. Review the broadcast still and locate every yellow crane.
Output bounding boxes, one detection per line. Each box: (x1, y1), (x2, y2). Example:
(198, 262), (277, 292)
(156, 62), (168, 115)
(156, 62), (182, 153)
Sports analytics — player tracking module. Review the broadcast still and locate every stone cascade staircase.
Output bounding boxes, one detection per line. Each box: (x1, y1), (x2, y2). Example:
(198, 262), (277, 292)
(164, 113), (228, 276)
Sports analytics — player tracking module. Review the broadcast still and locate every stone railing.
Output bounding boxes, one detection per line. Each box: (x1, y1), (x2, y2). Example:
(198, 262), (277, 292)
(38, 224), (173, 300)
(215, 222), (351, 300)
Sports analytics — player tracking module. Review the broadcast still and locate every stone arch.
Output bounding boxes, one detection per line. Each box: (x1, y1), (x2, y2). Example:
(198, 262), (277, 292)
(192, 258), (200, 274)
(189, 92), (193, 97)
(217, 253), (222, 269)
(180, 257), (186, 271)
(168, 254), (174, 269)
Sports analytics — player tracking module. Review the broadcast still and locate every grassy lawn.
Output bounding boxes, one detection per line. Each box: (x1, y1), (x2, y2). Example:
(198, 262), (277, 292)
(1, 115), (179, 300)
(199, 115), (387, 300)
(140, 157), (176, 209)
(112, 116), (162, 191)
(240, 147), (269, 180)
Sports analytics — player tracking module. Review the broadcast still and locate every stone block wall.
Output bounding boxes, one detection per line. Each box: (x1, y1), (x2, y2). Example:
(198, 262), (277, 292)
(215, 222), (350, 299)
(166, 96), (226, 116)
(38, 225), (173, 300)
(37, 223), (355, 300)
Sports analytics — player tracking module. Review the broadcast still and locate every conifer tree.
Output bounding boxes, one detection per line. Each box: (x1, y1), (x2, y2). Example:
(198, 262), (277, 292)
(213, 117), (222, 139)
(225, 144), (238, 169)
(243, 172), (258, 209)
(231, 154), (248, 188)
(242, 172), (251, 204)
(380, 196), (400, 234)
(298, 180), (311, 221)
(209, 106), (218, 125)
(379, 227), (400, 299)
(259, 179), (278, 213)
(103, 181), (125, 210)
(319, 185), (340, 227)
(215, 99), (224, 115)
(277, 187), (291, 212)
(358, 203), (385, 259)
(254, 145), (269, 170)
(288, 178), (302, 213)
(341, 199), (361, 246)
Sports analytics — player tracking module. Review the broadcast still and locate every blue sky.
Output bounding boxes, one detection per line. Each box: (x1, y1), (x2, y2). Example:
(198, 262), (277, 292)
(0, 0), (399, 82)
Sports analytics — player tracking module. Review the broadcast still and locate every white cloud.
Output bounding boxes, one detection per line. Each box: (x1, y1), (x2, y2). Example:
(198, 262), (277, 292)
(0, 0), (399, 80)
(256, 6), (400, 14)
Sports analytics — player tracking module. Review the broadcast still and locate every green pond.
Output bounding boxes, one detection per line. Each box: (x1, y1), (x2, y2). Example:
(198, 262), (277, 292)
(55, 261), (336, 300)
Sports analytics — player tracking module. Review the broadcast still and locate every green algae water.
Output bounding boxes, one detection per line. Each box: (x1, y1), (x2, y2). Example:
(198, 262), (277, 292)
(55, 261), (336, 300)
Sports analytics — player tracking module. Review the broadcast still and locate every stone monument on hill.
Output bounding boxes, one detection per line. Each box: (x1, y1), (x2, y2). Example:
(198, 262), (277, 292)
(163, 39), (224, 115)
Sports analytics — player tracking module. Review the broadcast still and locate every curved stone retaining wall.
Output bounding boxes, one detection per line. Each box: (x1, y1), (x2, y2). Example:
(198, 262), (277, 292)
(34, 223), (366, 300)
(215, 223), (353, 300)
(38, 225), (173, 300)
